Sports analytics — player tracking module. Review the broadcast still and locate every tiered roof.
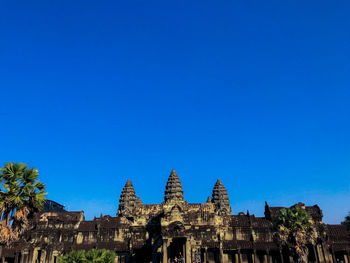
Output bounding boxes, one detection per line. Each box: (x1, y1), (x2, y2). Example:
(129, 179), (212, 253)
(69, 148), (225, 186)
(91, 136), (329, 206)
(211, 179), (232, 215)
(326, 224), (350, 250)
(164, 169), (184, 203)
(117, 179), (137, 217)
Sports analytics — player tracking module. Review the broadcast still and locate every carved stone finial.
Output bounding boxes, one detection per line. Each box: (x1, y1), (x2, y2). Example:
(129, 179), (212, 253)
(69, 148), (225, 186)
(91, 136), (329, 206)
(211, 179), (232, 215)
(206, 196), (212, 203)
(117, 179), (137, 217)
(136, 196), (143, 205)
(164, 169), (184, 203)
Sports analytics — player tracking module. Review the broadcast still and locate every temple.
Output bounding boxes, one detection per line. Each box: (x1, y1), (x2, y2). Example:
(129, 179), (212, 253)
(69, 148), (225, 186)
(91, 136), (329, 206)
(1, 169), (349, 263)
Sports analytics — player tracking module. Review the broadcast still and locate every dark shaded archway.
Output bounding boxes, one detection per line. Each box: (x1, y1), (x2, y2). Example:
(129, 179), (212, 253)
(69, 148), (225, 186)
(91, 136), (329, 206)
(169, 237), (186, 261)
(133, 245), (153, 263)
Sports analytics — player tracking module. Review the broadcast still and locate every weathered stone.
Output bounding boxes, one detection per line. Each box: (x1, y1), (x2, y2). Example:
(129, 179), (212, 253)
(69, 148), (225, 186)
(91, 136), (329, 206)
(117, 179), (137, 217)
(1, 169), (348, 263)
(164, 169), (184, 203)
(211, 179), (232, 215)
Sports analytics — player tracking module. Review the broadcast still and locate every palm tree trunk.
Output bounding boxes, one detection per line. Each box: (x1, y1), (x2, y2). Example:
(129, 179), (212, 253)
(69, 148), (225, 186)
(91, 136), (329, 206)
(6, 212), (10, 226)
(4, 207), (13, 226)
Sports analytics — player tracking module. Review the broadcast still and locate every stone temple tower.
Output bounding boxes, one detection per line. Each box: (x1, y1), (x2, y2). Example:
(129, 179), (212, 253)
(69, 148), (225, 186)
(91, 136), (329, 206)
(164, 169), (184, 203)
(211, 179), (232, 215)
(117, 179), (137, 217)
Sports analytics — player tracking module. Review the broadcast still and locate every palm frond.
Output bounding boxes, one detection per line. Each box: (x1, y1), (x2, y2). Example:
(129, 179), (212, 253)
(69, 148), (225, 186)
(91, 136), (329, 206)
(0, 162), (47, 244)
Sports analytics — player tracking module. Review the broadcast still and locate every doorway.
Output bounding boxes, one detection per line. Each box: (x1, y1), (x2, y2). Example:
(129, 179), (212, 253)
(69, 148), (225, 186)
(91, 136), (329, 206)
(169, 237), (186, 261)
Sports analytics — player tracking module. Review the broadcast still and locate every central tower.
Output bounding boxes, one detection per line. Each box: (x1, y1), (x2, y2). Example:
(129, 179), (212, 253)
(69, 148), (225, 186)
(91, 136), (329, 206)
(164, 169), (184, 203)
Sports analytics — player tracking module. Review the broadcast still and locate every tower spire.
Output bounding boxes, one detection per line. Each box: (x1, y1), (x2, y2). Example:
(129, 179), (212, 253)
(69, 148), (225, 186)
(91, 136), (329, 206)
(211, 179), (232, 215)
(164, 169), (184, 203)
(117, 179), (137, 217)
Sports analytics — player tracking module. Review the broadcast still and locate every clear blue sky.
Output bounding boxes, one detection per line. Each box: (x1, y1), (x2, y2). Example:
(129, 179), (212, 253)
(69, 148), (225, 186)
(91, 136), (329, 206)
(0, 0), (349, 223)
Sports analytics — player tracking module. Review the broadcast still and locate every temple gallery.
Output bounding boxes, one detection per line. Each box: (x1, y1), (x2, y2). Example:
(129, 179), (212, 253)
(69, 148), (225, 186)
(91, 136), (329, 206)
(1, 169), (349, 263)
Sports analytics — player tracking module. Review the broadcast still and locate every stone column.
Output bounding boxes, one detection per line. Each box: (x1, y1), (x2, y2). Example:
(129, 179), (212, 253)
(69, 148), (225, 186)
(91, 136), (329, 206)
(203, 248), (207, 263)
(321, 244), (330, 263)
(219, 242), (224, 263)
(267, 251), (272, 263)
(238, 250), (242, 263)
(27, 250), (33, 263)
(313, 246), (319, 263)
(22, 250), (29, 263)
(51, 251), (59, 263)
(331, 247), (336, 263)
(162, 239), (168, 263)
(20, 253), (25, 263)
(234, 251), (239, 263)
(317, 244), (325, 263)
(31, 249), (38, 263)
(264, 253), (268, 263)
(185, 239), (191, 263)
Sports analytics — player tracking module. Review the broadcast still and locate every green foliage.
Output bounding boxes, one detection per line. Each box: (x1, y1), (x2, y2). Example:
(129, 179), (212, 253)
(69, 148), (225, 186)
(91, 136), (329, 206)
(273, 205), (317, 263)
(0, 162), (46, 244)
(342, 212), (350, 231)
(59, 250), (86, 263)
(86, 249), (116, 263)
(59, 250), (116, 263)
(273, 206), (314, 232)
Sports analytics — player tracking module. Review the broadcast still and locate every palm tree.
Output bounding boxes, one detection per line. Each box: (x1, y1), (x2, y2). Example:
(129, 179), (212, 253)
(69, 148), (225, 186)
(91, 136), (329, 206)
(85, 249), (116, 263)
(342, 212), (350, 231)
(59, 250), (86, 263)
(273, 205), (317, 263)
(59, 250), (116, 263)
(0, 162), (46, 244)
